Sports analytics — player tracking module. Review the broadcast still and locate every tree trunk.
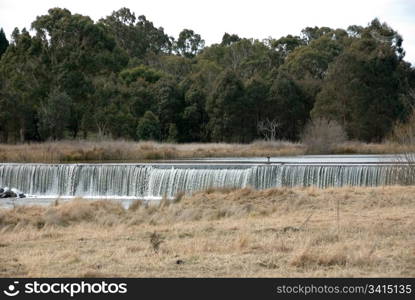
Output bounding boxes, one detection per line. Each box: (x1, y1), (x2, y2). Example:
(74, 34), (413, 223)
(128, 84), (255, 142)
(19, 118), (25, 143)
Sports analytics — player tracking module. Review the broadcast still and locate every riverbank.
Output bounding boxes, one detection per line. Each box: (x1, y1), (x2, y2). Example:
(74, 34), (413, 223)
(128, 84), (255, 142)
(0, 140), (413, 163)
(0, 186), (413, 277)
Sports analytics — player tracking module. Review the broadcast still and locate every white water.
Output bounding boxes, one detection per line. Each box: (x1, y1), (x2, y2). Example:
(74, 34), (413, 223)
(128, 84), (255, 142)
(0, 162), (412, 201)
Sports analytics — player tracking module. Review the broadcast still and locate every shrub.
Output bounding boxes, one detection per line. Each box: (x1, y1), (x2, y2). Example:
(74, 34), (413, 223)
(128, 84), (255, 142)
(389, 109), (415, 145)
(149, 232), (164, 253)
(388, 108), (415, 184)
(301, 118), (347, 154)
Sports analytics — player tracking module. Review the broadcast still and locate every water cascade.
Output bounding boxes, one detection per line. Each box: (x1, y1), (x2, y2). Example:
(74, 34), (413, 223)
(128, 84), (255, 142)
(0, 163), (412, 199)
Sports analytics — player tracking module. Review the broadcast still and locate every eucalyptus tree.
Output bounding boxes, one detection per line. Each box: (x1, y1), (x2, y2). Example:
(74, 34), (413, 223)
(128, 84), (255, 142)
(0, 28), (46, 142)
(38, 89), (71, 140)
(206, 69), (255, 142)
(136, 111), (161, 141)
(100, 8), (172, 60)
(0, 28), (9, 57)
(174, 29), (205, 58)
(267, 72), (309, 140)
(312, 19), (410, 142)
(31, 8), (127, 138)
(221, 33), (241, 46)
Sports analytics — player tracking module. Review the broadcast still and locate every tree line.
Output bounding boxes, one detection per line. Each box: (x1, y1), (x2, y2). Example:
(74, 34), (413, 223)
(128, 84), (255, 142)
(0, 7), (414, 143)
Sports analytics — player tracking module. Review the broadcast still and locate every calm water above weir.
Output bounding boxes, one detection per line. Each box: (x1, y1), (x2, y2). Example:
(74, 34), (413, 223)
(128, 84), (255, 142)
(0, 154), (412, 208)
(163, 154), (405, 164)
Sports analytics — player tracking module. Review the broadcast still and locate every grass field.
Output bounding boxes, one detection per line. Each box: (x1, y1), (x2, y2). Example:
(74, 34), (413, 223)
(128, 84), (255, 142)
(0, 186), (414, 277)
(0, 139), (413, 163)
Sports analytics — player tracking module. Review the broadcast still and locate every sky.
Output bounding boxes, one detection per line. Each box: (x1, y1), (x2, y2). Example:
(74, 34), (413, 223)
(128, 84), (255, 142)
(0, 0), (414, 65)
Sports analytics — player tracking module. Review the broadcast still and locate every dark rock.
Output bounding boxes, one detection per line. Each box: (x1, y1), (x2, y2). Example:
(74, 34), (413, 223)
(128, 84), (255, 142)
(0, 187), (25, 198)
(0, 190), (16, 198)
(282, 226), (300, 233)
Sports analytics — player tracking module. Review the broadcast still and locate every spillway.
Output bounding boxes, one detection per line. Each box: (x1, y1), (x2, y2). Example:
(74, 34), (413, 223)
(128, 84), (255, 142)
(0, 161), (413, 199)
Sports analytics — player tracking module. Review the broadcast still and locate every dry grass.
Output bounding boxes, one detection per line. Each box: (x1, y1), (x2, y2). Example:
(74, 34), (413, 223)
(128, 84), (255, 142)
(333, 141), (415, 155)
(0, 140), (305, 163)
(0, 186), (414, 277)
(0, 139), (413, 163)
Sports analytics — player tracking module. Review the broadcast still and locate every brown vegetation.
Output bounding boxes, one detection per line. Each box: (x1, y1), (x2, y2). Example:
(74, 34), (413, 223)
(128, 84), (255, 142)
(301, 118), (347, 154)
(333, 141), (415, 155)
(0, 140), (306, 163)
(0, 139), (414, 163)
(0, 186), (414, 277)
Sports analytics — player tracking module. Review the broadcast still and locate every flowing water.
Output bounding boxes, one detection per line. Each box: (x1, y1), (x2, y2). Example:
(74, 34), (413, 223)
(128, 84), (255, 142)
(0, 154), (413, 208)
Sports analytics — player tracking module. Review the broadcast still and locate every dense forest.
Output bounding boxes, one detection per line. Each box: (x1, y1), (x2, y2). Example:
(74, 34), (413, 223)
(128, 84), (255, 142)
(0, 7), (414, 144)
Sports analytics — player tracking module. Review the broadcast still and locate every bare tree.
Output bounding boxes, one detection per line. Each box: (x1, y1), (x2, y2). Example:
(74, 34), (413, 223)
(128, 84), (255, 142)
(257, 118), (280, 141)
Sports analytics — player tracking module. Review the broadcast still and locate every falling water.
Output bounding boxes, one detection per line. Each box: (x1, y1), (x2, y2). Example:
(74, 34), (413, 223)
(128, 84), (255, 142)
(0, 163), (412, 199)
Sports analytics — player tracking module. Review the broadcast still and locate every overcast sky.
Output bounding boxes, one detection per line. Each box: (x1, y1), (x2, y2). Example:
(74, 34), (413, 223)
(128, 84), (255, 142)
(0, 0), (414, 64)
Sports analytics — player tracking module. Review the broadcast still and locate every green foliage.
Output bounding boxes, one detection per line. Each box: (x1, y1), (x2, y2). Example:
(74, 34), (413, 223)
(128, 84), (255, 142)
(99, 8), (172, 59)
(0, 11), (413, 144)
(0, 28), (9, 57)
(175, 29), (205, 58)
(245, 75), (269, 125)
(312, 24), (408, 142)
(270, 34), (304, 61)
(0, 28), (45, 142)
(136, 111), (161, 141)
(221, 33), (241, 46)
(120, 65), (164, 84)
(206, 70), (255, 142)
(301, 26), (335, 44)
(181, 76), (209, 141)
(29, 8), (128, 139)
(38, 89), (71, 140)
(200, 38), (278, 80)
(267, 72), (310, 140)
(167, 123), (178, 142)
(283, 35), (345, 80)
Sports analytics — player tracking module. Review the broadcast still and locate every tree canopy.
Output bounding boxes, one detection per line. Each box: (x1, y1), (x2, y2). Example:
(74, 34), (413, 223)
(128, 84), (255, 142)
(0, 9), (414, 143)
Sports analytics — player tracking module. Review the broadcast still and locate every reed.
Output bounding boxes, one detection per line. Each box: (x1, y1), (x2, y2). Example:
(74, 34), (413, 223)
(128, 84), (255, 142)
(1, 139), (412, 163)
(0, 140), (306, 163)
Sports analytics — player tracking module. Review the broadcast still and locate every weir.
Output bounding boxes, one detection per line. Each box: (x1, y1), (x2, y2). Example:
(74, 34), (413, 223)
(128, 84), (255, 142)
(0, 162), (412, 199)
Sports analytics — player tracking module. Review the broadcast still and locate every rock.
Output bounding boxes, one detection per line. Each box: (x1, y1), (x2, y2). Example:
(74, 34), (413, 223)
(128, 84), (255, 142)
(0, 190), (17, 198)
(0, 187), (25, 198)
